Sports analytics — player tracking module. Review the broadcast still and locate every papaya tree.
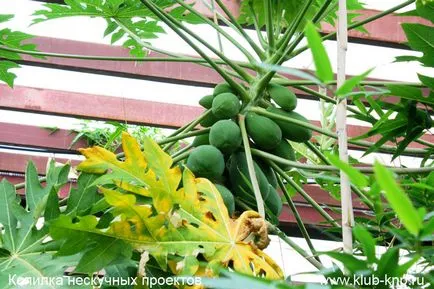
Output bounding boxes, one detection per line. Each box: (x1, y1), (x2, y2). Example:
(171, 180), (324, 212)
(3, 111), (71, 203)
(0, 0), (433, 288)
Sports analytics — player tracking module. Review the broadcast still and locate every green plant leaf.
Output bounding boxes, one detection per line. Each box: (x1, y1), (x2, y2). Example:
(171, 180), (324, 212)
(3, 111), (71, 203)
(385, 84), (434, 106)
(32, 0), (203, 57)
(373, 162), (423, 236)
(376, 247), (400, 277)
(416, 0), (434, 23)
(353, 225), (376, 264)
(325, 153), (368, 188)
(335, 69), (373, 97)
(65, 173), (101, 217)
(304, 22), (333, 83)
(0, 60), (19, 88)
(0, 26), (40, 87)
(0, 173), (84, 288)
(321, 252), (368, 274)
(401, 23), (434, 67)
(25, 160), (70, 217)
(0, 14), (13, 24)
(418, 73), (434, 89)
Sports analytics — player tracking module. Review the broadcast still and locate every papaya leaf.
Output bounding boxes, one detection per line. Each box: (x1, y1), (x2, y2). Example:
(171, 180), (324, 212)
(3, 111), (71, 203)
(0, 19), (41, 87)
(25, 160), (70, 217)
(52, 133), (283, 279)
(65, 173), (101, 217)
(374, 162), (423, 236)
(0, 167), (85, 289)
(0, 60), (19, 88)
(32, 0), (203, 57)
(401, 23), (434, 67)
(418, 74), (434, 89)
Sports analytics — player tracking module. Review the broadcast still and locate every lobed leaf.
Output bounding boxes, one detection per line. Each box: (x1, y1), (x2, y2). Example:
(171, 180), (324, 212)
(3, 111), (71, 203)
(53, 133), (284, 279)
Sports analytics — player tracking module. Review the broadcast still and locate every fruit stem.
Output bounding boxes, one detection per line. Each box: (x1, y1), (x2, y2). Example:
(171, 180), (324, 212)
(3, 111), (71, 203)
(269, 161), (340, 227)
(275, 172), (322, 264)
(163, 110), (212, 152)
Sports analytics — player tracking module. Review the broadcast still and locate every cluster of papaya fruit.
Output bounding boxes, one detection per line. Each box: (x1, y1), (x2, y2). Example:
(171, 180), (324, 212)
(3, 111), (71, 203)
(185, 82), (312, 222)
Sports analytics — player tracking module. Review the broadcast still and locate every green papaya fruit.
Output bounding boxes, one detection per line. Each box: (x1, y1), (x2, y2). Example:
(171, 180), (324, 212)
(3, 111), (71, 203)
(192, 133), (210, 147)
(186, 145), (225, 180)
(212, 93), (241, 119)
(215, 184), (235, 216)
(227, 152), (270, 202)
(209, 120), (242, 154)
(268, 83), (297, 111)
(199, 94), (214, 109)
(266, 107), (312, 142)
(246, 112), (282, 150)
(269, 140), (296, 170)
(213, 83), (234, 96)
(265, 185), (283, 216)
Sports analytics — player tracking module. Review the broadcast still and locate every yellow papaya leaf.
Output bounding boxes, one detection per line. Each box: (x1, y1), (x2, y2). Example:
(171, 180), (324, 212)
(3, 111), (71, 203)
(54, 132), (283, 280)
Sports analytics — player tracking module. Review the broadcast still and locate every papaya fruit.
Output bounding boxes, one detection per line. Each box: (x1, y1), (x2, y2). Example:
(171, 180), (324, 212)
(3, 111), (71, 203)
(192, 133), (210, 147)
(199, 94), (214, 109)
(268, 83), (297, 111)
(227, 152), (270, 202)
(199, 112), (219, 127)
(266, 107), (312, 142)
(212, 93), (241, 119)
(213, 83), (234, 96)
(269, 139), (296, 170)
(246, 112), (282, 150)
(265, 185), (283, 216)
(215, 184), (235, 216)
(209, 120), (242, 154)
(186, 145), (225, 180)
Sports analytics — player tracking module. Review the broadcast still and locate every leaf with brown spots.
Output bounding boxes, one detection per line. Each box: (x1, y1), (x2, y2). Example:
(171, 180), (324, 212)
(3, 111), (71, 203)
(50, 132), (283, 280)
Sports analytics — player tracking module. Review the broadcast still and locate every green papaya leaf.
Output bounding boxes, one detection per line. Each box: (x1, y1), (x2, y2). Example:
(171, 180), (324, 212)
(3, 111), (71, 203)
(0, 165), (85, 289)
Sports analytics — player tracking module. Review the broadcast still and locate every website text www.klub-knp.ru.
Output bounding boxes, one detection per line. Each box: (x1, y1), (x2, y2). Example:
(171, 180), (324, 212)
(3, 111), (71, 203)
(322, 274), (426, 288)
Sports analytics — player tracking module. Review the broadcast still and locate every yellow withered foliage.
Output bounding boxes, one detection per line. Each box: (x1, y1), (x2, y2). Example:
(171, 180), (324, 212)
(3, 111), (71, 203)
(76, 132), (283, 279)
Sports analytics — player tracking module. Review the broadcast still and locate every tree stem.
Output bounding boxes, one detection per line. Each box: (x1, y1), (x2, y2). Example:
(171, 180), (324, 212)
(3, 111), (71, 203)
(337, 0), (354, 255)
